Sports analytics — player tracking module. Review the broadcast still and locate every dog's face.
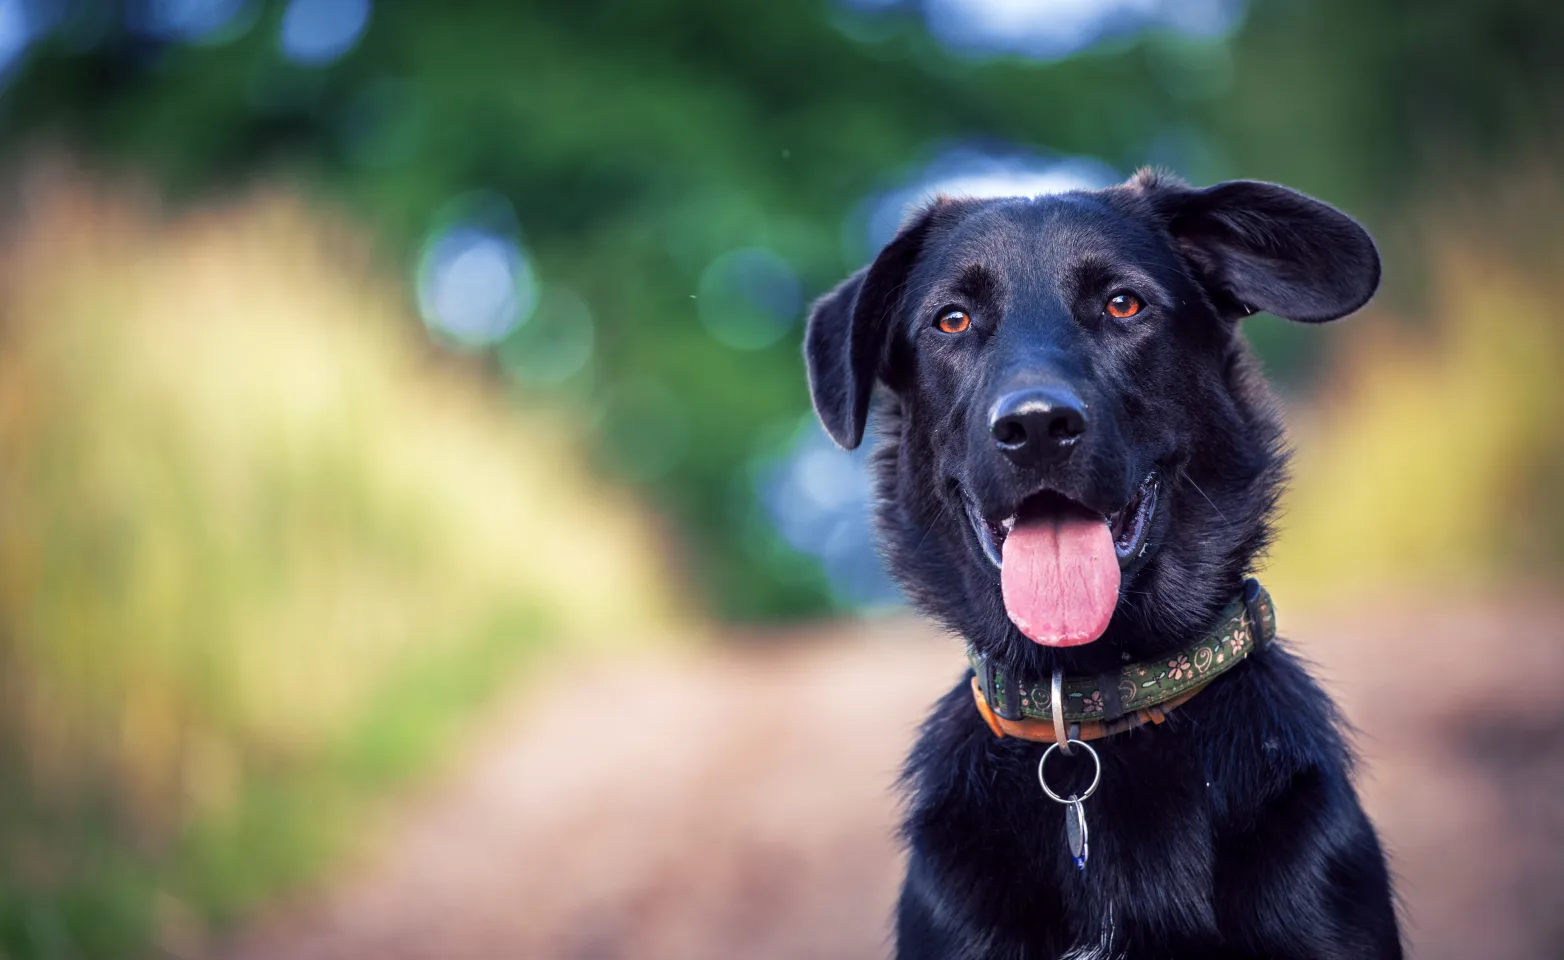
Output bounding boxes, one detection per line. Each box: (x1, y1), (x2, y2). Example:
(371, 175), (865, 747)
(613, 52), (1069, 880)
(805, 172), (1379, 670)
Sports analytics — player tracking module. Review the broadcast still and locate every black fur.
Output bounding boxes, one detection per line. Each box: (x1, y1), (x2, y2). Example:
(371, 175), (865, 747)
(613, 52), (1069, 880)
(804, 171), (1400, 958)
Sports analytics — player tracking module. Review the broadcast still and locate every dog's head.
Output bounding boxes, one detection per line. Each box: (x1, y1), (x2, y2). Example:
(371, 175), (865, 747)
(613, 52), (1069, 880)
(805, 171), (1378, 671)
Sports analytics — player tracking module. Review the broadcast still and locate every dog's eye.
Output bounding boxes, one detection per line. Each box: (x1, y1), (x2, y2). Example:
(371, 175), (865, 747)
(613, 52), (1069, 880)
(1106, 293), (1142, 319)
(936, 310), (971, 334)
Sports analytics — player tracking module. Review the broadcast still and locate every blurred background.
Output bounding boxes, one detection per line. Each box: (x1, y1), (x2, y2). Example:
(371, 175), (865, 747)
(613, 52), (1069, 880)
(0, 0), (1560, 957)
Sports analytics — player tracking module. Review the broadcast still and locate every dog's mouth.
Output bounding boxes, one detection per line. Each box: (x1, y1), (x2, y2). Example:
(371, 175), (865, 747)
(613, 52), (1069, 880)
(961, 470), (1160, 646)
(963, 469), (1160, 570)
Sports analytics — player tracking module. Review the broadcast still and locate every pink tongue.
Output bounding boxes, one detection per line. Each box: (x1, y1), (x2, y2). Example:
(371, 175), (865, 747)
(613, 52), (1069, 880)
(1001, 506), (1120, 646)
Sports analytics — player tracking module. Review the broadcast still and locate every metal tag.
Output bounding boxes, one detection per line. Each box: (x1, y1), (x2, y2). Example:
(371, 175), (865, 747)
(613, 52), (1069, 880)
(1065, 796), (1089, 871)
(1040, 740), (1100, 873)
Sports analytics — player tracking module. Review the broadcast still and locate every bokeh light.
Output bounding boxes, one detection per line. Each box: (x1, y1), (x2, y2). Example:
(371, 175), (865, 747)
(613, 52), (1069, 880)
(855, 148), (1118, 257)
(0, 0), (29, 78)
(922, 0), (1245, 59)
(696, 247), (802, 351)
(416, 199), (538, 349)
(758, 420), (900, 606)
(130, 0), (254, 44)
(279, 0), (372, 66)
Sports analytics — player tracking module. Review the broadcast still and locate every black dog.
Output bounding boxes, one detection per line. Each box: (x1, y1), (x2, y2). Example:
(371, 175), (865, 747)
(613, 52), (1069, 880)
(804, 171), (1401, 958)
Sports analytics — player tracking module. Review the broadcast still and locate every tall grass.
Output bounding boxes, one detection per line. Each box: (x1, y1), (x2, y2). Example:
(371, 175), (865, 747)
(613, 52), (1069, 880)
(1267, 184), (1564, 606)
(0, 168), (691, 958)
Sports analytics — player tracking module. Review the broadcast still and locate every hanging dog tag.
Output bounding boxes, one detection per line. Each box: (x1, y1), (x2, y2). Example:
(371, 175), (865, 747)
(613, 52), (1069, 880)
(1038, 739), (1102, 873)
(1064, 796), (1089, 870)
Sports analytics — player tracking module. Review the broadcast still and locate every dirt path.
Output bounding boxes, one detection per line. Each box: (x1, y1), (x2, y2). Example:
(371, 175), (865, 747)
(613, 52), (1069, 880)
(219, 595), (1564, 960)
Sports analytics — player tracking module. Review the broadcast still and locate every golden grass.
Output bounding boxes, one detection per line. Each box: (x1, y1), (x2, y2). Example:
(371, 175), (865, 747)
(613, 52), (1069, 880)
(1266, 204), (1564, 607)
(0, 166), (693, 952)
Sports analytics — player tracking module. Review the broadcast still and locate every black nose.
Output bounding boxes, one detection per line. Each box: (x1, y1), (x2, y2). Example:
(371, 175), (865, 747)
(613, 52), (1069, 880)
(990, 387), (1088, 467)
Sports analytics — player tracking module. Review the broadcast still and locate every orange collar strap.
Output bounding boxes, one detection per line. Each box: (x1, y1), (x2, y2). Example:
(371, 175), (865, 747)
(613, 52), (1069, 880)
(971, 677), (1209, 741)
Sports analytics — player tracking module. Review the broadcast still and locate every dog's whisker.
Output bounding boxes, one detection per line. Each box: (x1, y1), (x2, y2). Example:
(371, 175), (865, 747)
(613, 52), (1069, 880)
(909, 499), (950, 560)
(1181, 471), (1232, 529)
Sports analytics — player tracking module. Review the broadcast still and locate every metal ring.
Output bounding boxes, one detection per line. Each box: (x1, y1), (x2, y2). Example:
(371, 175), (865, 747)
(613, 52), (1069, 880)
(1037, 739), (1101, 804)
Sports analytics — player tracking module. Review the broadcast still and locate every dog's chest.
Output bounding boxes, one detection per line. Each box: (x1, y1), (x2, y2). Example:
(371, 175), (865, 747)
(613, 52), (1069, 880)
(908, 722), (1222, 954)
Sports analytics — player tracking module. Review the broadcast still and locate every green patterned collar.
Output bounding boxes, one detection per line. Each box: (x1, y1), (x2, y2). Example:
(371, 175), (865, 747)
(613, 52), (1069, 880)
(970, 578), (1277, 725)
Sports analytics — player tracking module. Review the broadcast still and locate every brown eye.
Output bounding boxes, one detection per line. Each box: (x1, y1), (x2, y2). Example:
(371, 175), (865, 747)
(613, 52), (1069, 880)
(1106, 293), (1142, 319)
(937, 310), (971, 334)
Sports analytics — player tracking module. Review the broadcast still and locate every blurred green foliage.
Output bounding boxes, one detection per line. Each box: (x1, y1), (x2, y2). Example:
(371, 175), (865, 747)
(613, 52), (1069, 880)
(4, 0), (1559, 619)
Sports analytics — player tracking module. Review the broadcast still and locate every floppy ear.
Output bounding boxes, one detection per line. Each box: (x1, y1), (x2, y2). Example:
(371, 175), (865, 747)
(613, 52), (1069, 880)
(1145, 176), (1380, 323)
(804, 206), (941, 449)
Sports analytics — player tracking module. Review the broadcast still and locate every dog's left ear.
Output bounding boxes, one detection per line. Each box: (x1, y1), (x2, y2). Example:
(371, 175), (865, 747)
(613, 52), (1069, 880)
(1141, 175), (1380, 323)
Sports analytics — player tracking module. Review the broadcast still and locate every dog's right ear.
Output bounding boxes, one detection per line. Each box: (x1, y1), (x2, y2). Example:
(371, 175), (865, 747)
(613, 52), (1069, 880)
(805, 205), (942, 450)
